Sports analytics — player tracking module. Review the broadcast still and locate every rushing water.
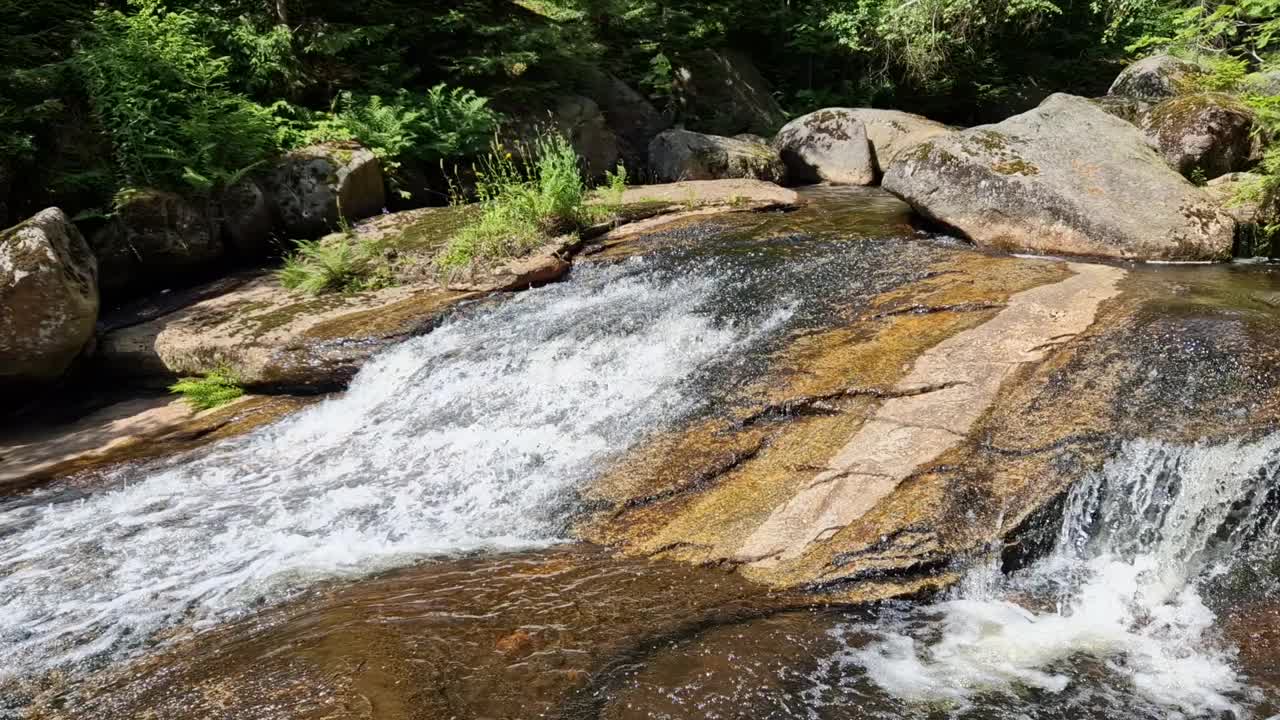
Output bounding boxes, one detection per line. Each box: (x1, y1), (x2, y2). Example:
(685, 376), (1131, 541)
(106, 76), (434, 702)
(5, 189), (1280, 719)
(0, 198), (936, 690)
(815, 434), (1280, 718)
(0, 255), (798, 680)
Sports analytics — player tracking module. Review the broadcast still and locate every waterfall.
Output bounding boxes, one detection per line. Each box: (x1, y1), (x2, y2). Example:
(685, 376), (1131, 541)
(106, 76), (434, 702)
(836, 434), (1280, 717)
(0, 254), (795, 681)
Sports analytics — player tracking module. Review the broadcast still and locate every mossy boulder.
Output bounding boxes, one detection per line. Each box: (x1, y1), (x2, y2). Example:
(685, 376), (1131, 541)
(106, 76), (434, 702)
(837, 108), (952, 175)
(1142, 92), (1255, 180)
(1091, 95), (1153, 126)
(882, 93), (1234, 260)
(649, 129), (786, 183)
(1108, 54), (1204, 102)
(264, 142), (385, 239)
(89, 189), (222, 295)
(772, 109), (875, 185)
(670, 49), (786, 136)
(219, 176), (275, 258)
(578, 71), (669, 172)
(1, 208), (98, 389)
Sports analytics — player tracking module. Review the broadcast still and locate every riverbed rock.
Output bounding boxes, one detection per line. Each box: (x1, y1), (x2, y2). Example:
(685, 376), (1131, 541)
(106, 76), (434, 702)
(649, 130), (786, 183)
(671, 49), (787, 136)
(219, 177), (276, 258)
(0, 208), (98, 387)
(1108, 53), (1204, 102)
(89, 190), (220, 296)
(1143, 92), (1255, 179)
(882, 93), (1234, 260)
(264, 142), (385, 239)
(772, 109), (875, 185)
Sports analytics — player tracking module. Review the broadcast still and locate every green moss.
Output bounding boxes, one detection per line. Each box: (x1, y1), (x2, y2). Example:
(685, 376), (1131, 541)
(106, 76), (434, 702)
(969, 130), (1011, 152)
(992, 159), (1039, 176)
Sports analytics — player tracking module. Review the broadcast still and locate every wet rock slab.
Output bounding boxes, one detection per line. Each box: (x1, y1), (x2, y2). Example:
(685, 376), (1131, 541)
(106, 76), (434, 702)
(581, 218), (1280, 598)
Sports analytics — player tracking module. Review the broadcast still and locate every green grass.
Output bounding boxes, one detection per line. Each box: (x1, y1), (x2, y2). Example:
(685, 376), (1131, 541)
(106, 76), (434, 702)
(169, 367), (245, 410)
(278, 234), (396, 294)
(435, 133), (600, 273)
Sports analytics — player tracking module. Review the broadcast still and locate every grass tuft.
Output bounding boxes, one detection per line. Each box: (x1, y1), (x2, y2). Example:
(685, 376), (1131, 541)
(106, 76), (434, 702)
(435, 133), (600, 273)
(169, 367), (245, 410)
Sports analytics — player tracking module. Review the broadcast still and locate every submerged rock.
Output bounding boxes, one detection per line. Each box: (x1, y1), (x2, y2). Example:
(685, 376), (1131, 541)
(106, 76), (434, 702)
(89, 190), (221, 295)
(772, 109), (875, 185)
(882, 93), (1234, 260)
(264, 142), (384, 239)
(649, 129), (786, 183)
(1108, 54), (1203, 102)
(0, 208), (98, 388)
(1143, 92), (1255, 180)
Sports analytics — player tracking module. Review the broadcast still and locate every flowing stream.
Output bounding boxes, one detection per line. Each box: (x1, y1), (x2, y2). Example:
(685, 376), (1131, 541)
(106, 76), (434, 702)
(3, 188), (1278, 719)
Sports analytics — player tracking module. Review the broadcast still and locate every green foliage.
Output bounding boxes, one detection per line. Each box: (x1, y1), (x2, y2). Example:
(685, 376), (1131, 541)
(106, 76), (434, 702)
(75, 0), (279, 193)
(0, 0), (87, 161)
(437, 133), (589, 271)
(303, 86), (501, 183)
(278, 232), (396, 295)
(169, 367), (245, 410)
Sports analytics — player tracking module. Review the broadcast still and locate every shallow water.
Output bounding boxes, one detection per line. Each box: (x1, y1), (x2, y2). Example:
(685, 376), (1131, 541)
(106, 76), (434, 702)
(6, 187), (1280, 719)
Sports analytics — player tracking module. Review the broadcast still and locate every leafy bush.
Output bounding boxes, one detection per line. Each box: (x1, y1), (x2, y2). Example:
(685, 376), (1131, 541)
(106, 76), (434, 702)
(436, 133), (589, 271)
(169, 367), (244, 410)
(75, 0), (279, 193)
(307, 86), (500, 164)
(278, 226), (395, 295)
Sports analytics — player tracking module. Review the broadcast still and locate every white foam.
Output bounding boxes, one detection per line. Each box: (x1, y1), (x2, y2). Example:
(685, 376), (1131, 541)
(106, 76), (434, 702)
(836, 434), (1280, 716)
(0, 257), (793, 679)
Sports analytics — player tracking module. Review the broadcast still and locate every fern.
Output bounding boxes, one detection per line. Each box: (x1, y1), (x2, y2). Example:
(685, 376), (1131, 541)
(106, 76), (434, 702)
(169, 367), (244, 410)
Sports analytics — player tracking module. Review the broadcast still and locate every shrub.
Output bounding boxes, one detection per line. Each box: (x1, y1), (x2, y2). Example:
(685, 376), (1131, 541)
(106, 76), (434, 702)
(75, 0), (279, 193)
(169, 367), (244, 410)
(436, 133), (589, 272)
(278, 218), (396, 295)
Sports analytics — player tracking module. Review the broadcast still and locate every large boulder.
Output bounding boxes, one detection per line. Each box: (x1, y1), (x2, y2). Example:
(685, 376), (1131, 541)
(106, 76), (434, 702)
(219, 176), (275, 257)
(882, 93), (1234, 260)
(1, 208), (98, 386)
(842, 108), (952, 173)
(580, 71), (669, 171)
(772, 109), (875, 185)
(551, 95), (622, 178)
(1108, 54), (1204, 102)
(671, 49), (787, 136)
(1206, 172), (1279, 255)
(1143, 92), (1255, 180)
(264, 142), (384, 239)
(1091, 95), (1152, 126)
(648, 129), (786, 183)
(89, 190), (222, 295)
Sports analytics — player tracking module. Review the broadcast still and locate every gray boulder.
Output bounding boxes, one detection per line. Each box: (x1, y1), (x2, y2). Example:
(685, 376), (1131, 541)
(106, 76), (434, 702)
(1, 208), (99, 385)
(772, 109), (875, 185)
(552, 95), (622, 178)
(882, 93), (1234, 261)
(648, 129), (786, 183)
(220, 176), (275, 257)
(90, 190), (221, 294)
(1109, 54), (1204, 102)
(841, 108), (952, 173)
(1142, 92), (1255, 179)
(671, 50), (786, 136)
(580, 72), (669, 171)
(1091, 95), (1153, 126)
(265, 142), (384, 239)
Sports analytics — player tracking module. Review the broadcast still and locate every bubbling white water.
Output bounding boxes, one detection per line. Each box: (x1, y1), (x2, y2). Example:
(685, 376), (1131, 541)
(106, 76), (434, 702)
(837, 434), (1280, 717)
(0, 257), (793, 679)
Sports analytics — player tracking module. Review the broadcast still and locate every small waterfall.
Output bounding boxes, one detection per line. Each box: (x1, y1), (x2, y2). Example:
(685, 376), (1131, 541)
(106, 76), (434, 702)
(836, 434), (1280, 717)
(0, 254), (796, 681)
